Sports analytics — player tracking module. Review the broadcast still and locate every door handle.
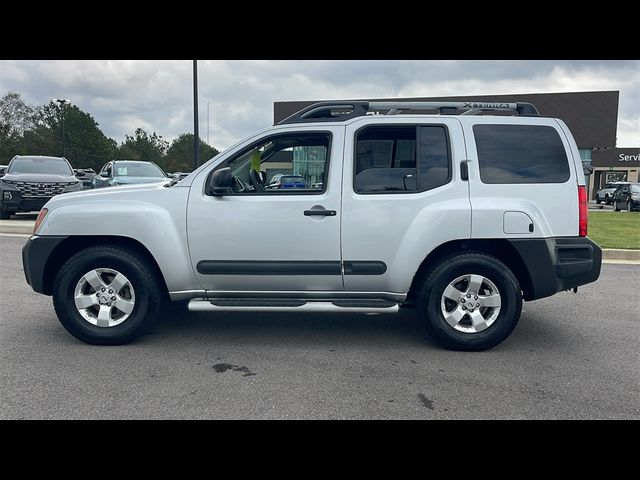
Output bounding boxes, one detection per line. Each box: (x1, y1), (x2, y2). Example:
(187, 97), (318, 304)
(460, 160), (469, 181)
(304, 208), (336, 217)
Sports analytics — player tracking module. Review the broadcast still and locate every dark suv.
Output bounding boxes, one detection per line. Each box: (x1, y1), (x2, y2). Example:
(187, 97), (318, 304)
(0, 155), (82, 219)
(613, 183), (640, 212)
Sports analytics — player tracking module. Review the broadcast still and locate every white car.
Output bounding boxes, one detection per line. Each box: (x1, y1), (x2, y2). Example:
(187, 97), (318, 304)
(596, 182), (630, 204)
(23, 100), (602, 350)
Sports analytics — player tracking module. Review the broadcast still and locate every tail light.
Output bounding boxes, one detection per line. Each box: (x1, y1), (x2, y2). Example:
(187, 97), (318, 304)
(578, 186), (588, 237)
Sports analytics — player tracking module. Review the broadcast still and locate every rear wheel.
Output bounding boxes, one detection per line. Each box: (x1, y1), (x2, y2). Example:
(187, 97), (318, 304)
(416, 252), (522, 351)
(0, 206), (10, 220)
(605, 194), (611, 205)
(596, 196), (601, 205)
(53, 245), (162, 345)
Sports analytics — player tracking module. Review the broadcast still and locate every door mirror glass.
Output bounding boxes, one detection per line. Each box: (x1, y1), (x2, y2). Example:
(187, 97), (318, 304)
(208, 167), (234, 196)
(100, 171), (110, 178)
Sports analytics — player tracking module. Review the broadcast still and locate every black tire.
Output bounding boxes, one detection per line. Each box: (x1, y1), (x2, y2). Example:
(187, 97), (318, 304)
(596, 197), (601, 205)
(416, 252), (522, 351)
(0, 206), (10, 220)
(53, 245), (162, 345)
(604, 195), (611, 205)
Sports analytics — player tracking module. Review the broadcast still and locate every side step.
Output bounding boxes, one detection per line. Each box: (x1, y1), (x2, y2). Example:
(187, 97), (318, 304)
(188, 298), (399, 313)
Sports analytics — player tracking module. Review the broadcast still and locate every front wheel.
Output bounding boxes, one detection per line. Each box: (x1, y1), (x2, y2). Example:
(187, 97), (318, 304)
(416, 252), (522, 351)
(53, 245), (162, 345)
(596, 197), (601, 205)
(0, 206), (10, 219)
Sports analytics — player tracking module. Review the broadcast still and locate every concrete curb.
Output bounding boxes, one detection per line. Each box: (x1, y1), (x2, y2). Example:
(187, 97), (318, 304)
(602, 248), (640, 261)
(0, 221), (34, 235)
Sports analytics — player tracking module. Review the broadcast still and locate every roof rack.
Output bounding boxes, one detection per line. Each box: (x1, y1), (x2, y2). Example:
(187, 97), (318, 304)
(278, 100), (540, 124)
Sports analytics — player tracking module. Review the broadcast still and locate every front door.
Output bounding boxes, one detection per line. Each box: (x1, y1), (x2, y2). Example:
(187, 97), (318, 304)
(187, 127), (344, 293)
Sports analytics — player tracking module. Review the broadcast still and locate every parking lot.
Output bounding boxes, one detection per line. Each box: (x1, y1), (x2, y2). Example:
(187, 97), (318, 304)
(1, 234), (638, 419)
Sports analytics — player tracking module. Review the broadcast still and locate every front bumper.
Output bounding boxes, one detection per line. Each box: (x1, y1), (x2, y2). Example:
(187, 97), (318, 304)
(508, 236), (602, 301)
(0, 185), (51, 212)
(22, 235), (68, 295)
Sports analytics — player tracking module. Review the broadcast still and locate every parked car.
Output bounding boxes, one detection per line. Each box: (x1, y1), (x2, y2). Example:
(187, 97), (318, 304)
(0, 155), (82, 219)
(596, 182), (629, 205)
(613, 183), (640, 212)
(91, 160), (167, 189)
(267, 174), (307, 189)
(0, 165), (8, 177)
(22, 100), (601, 350)
(74, 168), (96, 189)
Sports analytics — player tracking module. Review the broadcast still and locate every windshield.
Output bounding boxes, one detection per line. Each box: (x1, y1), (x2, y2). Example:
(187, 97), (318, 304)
(8, 157), (72, 175)
(631, 184), (640, 193)
(114, 162), (165, 178)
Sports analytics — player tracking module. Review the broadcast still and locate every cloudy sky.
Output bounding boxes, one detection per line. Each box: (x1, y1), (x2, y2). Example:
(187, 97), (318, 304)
(1, 60), (638, 149)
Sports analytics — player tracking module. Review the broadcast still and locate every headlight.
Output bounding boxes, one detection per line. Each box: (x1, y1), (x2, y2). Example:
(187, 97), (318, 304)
(62, 181), (82, 193)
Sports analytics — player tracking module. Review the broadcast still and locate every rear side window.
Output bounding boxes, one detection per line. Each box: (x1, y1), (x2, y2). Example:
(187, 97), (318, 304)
(473, 125), (570, 184)
(354, 125), (451, 193)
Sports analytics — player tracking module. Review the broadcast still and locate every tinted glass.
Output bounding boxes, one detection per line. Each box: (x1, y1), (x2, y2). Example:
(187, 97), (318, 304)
(419, 126), (450, 190)
(114, 162), (165, 178)
(8, 157), (72, 175)
(474, 125), (570, 184)
(355, 126), (417, 193)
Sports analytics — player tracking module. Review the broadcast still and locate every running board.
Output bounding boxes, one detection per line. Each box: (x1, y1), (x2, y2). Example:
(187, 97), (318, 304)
(188, 299), (399, 313)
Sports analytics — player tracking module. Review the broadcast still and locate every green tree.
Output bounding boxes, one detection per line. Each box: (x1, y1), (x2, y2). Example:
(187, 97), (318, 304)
(0, 91), (39, 163)
(38, 101), (117, 171)
(164, 133), (219, 173)
(116, 128), (169, 167)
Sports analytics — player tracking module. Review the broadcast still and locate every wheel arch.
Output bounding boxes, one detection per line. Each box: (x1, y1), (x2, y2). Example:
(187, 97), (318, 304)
(406, 239), (534, 304)
(42, 236), (170, 298)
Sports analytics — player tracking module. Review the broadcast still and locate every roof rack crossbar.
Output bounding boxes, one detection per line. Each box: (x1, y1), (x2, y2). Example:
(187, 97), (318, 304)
(277, 100), (539, 124)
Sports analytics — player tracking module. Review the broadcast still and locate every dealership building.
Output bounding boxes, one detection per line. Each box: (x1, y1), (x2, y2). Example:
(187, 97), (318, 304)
(273, 91), (639, 200)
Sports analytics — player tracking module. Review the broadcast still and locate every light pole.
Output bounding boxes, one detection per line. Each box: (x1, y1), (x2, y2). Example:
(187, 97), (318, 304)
(53, 98), (71, 158)
(193, 61), (200, 171)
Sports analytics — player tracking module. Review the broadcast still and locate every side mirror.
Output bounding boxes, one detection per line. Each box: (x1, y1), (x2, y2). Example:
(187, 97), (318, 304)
(0, 168), (6, 178)
(100, 171), (110, 178)
(208, 167), (234, 196)
(75, 170), (86, 177)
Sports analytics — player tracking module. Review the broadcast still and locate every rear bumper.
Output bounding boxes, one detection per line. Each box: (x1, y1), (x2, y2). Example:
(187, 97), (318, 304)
(22, 235), (68, 295)
(508, 237), (602, 301)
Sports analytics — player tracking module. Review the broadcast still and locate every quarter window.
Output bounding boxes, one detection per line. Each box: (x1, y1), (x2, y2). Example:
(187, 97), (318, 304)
(474, 124), (570, 184)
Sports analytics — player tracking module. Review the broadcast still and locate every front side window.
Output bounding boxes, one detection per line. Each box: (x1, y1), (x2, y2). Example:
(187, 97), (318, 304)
(354, 125), (451, 193)
(224, 133), (330, 194)
(474, 124), (570, 184)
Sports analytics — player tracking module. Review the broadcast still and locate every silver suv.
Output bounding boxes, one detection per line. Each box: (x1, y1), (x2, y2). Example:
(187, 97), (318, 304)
(22, 101), (602, 350)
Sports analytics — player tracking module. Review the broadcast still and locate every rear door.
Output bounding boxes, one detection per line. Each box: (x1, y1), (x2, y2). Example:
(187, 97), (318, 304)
(462, 117), (579, 238)
(341, 117), (470, 294)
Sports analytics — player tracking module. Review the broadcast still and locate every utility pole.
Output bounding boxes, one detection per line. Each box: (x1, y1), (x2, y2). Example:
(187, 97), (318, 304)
(53, 98), (71, 157)
(193, 60), (200, 170)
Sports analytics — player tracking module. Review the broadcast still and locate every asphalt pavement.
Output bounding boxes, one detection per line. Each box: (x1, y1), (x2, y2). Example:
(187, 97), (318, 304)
(1, 234), (638, 419)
